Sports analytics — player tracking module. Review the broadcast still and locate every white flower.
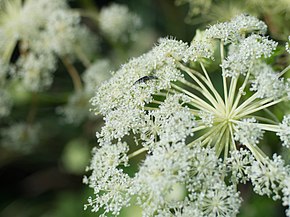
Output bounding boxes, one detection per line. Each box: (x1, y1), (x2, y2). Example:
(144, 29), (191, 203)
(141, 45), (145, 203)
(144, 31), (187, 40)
(84, 142), (131, 216)
(1, 122), (40, 153)
(234, 118), (264, 146)
(82, 59), (112, 94)
(205, 14), (267, 44)
(277, 115), (290, 148)
(250, 62), (286, 99)
(86, 14), (290, 217)
(17, 53), (56, 92)
(45, 10), (81, 56)
(286, 36), (290, 54)
(248, 154), (287, 200)
(226, 149), (255, 184)
(221, 35), (277, 77)
(131, 141), (193, 217)
(98, 3), (141, 42)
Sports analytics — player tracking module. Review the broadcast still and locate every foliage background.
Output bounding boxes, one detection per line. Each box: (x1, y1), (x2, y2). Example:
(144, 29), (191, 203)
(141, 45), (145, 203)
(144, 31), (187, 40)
(0, 0), (289, 217)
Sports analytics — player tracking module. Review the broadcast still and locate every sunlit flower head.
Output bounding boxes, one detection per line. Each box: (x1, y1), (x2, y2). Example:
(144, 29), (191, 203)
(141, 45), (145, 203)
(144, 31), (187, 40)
(85, 14), (290, 216)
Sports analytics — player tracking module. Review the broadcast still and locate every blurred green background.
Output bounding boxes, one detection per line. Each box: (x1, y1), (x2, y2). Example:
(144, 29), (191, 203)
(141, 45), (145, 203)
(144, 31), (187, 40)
(0, 0), (289, 217)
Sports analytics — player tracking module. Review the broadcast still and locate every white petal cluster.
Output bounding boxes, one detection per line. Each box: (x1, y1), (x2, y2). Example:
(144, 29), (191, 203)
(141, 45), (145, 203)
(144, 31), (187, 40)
(277, 115), (290, 148)
(205, 14), (267, 44)
(227, 149), (255, 184)
(99, 3), (141, 43)
(248, 154), (288, 200)
(0, 122), (40, 153)
(183, 38), (215, 62)
(0, 0), (97, 90)
(91, 38), (188, 115)
(221, 35), (277, 77)
(282, 175), (290, 217)
(250, 62), (286, 99)
(131, 142), (192, 217)
(234, 118), (264, 145)
(286, 36), (290, 54)
(84, 142), (131, 216)
(198, 110), (214, 127)
(44, 10), (81, 56)
(86, 14), (290, 217)
(0, 0), (66, 42)
(17, 53), (56, 92)
(141, 94), (195, 145)
(82, 59), (112, 94)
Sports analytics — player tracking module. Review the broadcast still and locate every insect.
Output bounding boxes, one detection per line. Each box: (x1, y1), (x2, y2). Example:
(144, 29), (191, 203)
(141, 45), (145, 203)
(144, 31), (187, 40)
(133, 75), (158, 85)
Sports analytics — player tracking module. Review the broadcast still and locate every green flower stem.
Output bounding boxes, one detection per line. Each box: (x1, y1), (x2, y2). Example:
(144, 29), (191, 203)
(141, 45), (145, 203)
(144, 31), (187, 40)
(61, 56), (83, 91)
(224, 128), (230, 159)
(227, 77), (238, 116)
(199, 62), (225, 106)
(278, 64), (290, 77)
(191, 125), (207, 133)
(215, 124), (228, 156)
(230, 92), (260, 117)
(178, 62), (225, 108)
(230, 68), (252, 114)
(128, 147), (148, 159)
(75, 46), (91, 68)
(178, 66), (220, 109)
(188, 122), (226, 147)
(228, 123), (237, 151)
(236, 97), (285, 118)
(252, 115), (278, 124)
(171, 83), (218, 114)
(220, 42), (229, 110)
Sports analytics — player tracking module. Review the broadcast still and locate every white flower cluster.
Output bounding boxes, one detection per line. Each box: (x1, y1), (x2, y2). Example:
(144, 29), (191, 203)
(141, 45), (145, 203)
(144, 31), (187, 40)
(0, 0), (97, 92)
(221, 35), (277, 77)
(277, 115), (290, 148)
(99, 3), (142, 43)
(82, 59), (112, 94)
(250, 62), (286, 99)
(85, 14), (290, 216)
(205, 14), (267, 44)
(234, 118), (264, 146)
(0, 122), (40, 153)
(286, 36), (290, 54)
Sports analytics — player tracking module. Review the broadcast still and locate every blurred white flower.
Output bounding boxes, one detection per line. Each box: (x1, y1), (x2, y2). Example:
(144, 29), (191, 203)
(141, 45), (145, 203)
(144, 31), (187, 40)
(98, 3), (142, 43)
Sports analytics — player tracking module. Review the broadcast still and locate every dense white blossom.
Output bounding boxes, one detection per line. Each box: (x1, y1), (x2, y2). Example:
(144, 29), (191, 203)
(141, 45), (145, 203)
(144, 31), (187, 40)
(248, 154), (288, 200)
(277, 115), (290, 148)
(226, 149), (255, 184)
(205, 14), (267, 44)
(17, 53), (56, 92)
(84, 142), (131, 216)
(98, 3), (141, 42)
(286, 36), (290, 54)
(250, 62), (286, 99)
(86, 14), (290, 217)
(234, 118), (264, 146)
(221, 35), (277, 77)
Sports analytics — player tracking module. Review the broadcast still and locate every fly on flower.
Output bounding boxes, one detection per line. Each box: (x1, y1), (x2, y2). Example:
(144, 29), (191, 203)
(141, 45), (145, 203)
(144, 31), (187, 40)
(133, 75), (158, 85)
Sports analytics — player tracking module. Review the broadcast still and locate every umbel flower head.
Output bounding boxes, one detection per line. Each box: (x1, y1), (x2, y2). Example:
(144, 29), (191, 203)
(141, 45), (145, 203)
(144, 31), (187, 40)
(85, 14), (290, 217)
